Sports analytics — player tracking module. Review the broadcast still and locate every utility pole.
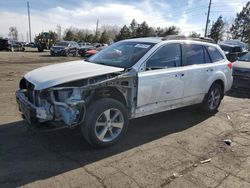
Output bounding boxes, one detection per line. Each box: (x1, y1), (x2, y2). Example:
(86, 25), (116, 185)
(26, 31), (29, 42)
(27, 1), (32, 42)
(95, 19), (99, 36)
(204, 0), (212, 37)
(57, 25), (61, 41)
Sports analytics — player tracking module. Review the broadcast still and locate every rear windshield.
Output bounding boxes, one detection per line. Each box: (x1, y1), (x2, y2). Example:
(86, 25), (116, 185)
(219, 45), (232, 52)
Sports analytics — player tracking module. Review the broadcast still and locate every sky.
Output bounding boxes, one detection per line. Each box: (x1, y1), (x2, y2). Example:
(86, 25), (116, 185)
(0, 0), (249, 41)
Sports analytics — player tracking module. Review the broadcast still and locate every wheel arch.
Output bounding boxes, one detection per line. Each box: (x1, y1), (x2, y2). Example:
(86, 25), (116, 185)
(207, 71), (227, 95)
(212, 79), (224, 94)
(91, 86), (128, 108)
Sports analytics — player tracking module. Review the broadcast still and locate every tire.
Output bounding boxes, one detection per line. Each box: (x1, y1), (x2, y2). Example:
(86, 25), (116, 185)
(201, 83), (223, 113)
(65, 51), (70, 57)
(81, 98), (128, 148)
(73, 50), (78, 57)
(38, 46), (43, 52)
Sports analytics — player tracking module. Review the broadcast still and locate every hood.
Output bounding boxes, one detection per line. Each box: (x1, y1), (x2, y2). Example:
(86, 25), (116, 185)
(24, 60), (124, 90)
(52, 46), (67, 49)
(79, 46), (93, 49)
(233, 60), (250, 69)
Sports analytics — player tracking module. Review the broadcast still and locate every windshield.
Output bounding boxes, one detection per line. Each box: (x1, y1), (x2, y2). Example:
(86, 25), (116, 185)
(55, 42), (69, 47)
(88, 41), (155, 68)
(238, 52), (250, 62)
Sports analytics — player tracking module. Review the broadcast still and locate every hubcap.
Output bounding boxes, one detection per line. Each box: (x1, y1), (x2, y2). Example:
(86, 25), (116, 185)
(95, 108), (124, 142)
(208, 88), (221, 110)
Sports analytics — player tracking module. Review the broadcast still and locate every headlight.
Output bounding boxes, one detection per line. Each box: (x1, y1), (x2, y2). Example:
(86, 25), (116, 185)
(53, 89), (73, 102)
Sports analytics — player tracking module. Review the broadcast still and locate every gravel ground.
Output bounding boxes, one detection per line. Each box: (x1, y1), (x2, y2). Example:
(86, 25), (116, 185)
(0, 51), (250, 188)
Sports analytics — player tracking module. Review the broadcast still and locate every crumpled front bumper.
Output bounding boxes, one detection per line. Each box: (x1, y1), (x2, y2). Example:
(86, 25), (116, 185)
(16, 89), (37, 124)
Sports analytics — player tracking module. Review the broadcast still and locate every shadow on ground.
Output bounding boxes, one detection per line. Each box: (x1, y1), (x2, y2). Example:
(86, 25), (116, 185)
(0, 106), (211, 187)
(226, 88), (250, 99)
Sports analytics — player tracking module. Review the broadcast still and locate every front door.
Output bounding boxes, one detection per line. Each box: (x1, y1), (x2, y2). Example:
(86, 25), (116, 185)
(137, 43), (185, 108)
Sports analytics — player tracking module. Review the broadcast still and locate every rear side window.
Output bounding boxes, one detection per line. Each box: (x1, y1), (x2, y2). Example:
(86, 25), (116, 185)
(183, 44), (204, 65)
(206, 46), (224, 62)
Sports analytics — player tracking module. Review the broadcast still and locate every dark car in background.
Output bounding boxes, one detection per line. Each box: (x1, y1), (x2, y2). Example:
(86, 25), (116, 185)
(233, 52), (250, 89)
(219, 43), (246, 62)
(78, 42), (95, 57)
(50, 41), (79, 56)
(0, 39), (25, 51)
(223, 40), (249, 52)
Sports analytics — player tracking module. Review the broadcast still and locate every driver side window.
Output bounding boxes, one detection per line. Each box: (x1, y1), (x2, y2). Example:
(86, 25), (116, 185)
(146, 43), (181, 70)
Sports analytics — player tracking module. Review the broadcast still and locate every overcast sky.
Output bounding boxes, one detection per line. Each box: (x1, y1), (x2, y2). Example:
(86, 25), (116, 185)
(0, 0), (248, 41)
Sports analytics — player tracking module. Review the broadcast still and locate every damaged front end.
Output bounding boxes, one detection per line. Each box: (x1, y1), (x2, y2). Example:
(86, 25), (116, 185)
(16, 85), (87, 128)
(16, 70), (137, 128)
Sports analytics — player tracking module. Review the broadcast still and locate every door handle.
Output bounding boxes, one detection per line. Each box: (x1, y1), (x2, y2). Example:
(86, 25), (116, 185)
(175, 73), (184, 77)
(207, 68), (213, 72)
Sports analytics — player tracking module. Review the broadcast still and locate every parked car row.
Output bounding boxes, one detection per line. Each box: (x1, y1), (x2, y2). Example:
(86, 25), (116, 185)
(50, 41), (108, 57)
(0, 39), (25, 51)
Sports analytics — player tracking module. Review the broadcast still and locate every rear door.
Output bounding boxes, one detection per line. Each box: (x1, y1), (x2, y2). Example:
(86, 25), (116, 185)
(205, 45), (227, 91)
(181, 43), (213, 102)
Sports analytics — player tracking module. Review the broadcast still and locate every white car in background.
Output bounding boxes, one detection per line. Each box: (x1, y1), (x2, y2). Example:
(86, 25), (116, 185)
(16, 36), (233, 147)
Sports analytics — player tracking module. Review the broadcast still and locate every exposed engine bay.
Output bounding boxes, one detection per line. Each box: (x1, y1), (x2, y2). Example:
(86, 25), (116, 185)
(17, 70), (137, 128)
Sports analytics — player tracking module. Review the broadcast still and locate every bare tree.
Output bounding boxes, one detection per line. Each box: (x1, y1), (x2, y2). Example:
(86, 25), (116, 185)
(100, 25), (120, 43)
(8, 27), (18, 40)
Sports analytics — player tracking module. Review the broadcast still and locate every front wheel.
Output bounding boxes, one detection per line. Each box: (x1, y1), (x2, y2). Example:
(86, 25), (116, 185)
(201, 83), (223, 113)
(65, 51), (70, 57)
(81, 98), (128, 148)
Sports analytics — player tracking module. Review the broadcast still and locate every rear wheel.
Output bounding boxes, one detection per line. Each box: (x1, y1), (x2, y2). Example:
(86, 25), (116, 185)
(201, 83), (223, 113)
(81, 98), (128, 148)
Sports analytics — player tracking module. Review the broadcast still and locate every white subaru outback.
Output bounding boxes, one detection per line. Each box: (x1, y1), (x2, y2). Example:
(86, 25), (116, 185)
(16, 37), (233, 147)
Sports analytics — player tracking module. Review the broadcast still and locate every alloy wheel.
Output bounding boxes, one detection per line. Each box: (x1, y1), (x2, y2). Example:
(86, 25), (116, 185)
(95, 108), (124, 142)
(208, 88), (221, 110)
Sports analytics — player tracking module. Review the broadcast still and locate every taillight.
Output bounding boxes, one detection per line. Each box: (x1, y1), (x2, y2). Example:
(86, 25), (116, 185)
(227, 62), (233, 70)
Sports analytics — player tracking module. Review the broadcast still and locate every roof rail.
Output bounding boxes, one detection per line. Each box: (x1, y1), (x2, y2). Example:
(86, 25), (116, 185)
(162, 35), (216, 44)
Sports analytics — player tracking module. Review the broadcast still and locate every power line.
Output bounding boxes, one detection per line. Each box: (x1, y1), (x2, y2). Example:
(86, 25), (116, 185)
(145, 5), (208, 22)
(147, 12), (207, 25)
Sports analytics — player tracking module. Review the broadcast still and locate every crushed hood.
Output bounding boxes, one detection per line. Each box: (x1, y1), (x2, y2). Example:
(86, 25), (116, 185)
(24, 60), (124, 90)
